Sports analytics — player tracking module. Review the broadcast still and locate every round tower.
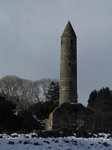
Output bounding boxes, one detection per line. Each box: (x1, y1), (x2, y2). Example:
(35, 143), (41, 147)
(59, 21), (77, 105)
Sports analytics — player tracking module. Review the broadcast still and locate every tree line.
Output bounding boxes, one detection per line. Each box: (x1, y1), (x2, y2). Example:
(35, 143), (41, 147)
(88, 87), (112, 112)
(0, 75), (59, 113)
(0, 75), (112, 114)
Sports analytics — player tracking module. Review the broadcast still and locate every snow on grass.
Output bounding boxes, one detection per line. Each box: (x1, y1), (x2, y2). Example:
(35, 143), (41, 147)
(0, 133), (112, 150)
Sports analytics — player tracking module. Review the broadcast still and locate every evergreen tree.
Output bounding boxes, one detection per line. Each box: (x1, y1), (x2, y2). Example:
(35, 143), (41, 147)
(88, 90), (98, 108)
(88, 87), (112, 112)
(46, 81), (59, 102)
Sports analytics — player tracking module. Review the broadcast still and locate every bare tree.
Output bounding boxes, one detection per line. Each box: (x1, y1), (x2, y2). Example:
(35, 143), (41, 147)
(0, 75), (59, 103)
(0, 75), (40, 102)
(0, 75), (21, 97)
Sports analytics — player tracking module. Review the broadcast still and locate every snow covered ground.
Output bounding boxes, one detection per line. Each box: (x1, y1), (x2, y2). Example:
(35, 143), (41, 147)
(0, 133), (112, 150)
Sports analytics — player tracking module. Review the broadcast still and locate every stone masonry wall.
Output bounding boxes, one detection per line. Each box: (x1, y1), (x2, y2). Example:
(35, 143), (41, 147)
(45, 103), (94, 130)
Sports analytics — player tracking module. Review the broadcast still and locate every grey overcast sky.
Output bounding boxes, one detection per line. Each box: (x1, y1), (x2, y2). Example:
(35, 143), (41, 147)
(0, 0), (112, 105)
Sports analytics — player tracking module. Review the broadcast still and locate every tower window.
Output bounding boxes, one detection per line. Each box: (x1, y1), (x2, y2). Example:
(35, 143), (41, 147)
(61, 40), (62, 45)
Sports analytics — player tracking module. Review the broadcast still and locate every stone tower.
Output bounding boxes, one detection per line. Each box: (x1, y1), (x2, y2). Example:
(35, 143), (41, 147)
(59, 21), (77, 105)
(44, 21), (78, 130)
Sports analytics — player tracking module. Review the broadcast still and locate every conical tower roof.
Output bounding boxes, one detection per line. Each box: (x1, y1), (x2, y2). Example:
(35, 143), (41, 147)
(61, 21), (76, 38)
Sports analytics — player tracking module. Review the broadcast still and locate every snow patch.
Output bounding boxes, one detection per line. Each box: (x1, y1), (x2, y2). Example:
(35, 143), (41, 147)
(0, 133), (112, 150)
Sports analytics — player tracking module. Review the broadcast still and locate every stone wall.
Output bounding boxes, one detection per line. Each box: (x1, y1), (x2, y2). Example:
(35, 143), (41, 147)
(45, 103), (94, 130)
